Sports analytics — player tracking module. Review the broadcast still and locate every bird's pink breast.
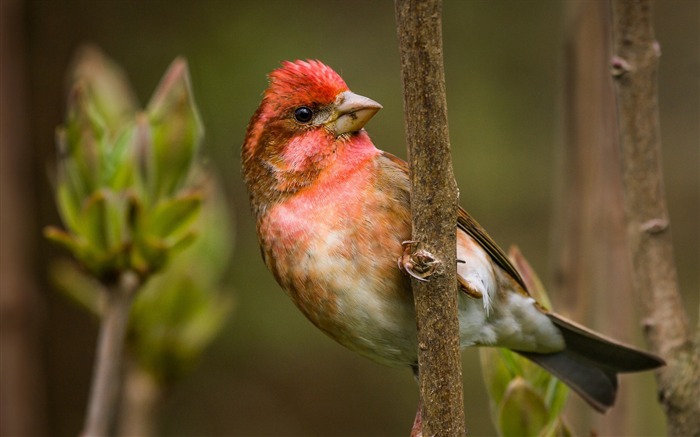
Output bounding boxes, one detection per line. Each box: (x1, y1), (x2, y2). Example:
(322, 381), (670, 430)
(257, 137), (419, 366)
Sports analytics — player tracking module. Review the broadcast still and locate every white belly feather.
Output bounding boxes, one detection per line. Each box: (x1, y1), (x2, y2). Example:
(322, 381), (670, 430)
(455, 233), (564, 353)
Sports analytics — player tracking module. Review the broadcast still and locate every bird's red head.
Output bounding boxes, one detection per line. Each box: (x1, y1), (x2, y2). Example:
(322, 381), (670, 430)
(266, 60), (349, 112)
(242, 60), (382, 212)
(243, 60), (350, 159)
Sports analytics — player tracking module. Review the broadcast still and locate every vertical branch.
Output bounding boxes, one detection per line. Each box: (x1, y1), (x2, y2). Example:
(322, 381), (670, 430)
(611, 1), (700, 436)
(394, 0), (466, 436)
(82, 271), (139, 437)
(0, 0), (47, 435)
(554, 1), (647, 434)
(116, 359), (160, 437)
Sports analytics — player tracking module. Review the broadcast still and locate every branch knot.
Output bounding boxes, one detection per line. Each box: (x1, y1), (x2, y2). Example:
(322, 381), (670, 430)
(640, 218), (669, 235)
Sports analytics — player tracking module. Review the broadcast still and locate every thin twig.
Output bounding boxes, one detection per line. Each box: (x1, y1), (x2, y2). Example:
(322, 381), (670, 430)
(116, 358), (161, 437)
(610, 1), (700, 435)
(395, 0), (466, 436)
(82, 271), (140, 437)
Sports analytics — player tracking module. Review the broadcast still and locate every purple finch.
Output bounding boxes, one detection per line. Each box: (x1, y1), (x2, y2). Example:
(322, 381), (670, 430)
(242, 59), (663, 414)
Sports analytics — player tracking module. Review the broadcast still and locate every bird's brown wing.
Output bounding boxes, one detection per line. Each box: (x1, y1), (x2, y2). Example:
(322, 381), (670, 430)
(456, 207), (529, 294)
(380, 151), (528, 294)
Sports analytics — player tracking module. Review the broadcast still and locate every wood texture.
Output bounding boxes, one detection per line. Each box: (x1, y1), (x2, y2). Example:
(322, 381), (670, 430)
(0, 0), (47, 434)
(611, 1), (700, 435)
(553, 1), (641, 433)
(395, 0), (466, 435)
(82, 272), (139, 437)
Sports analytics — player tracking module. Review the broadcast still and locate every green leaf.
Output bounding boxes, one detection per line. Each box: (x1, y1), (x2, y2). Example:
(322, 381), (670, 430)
(102, 125), (136, 190)
(146, 58), (203, 197)
(56, 181), (81, 234)
(497, 348), (524, 377)
(125, 182), (233, 383)
(69, 45), (138, 132)
(49, 259), (102, 316)
(133, 235), (169, 274)
(499, 377), (549, 437)
(540, 418), (572, 437)
(129, 266), (232, 383)
(63, 189), (131, 278)
(64, 81), (107, 194)
(146, 194), (202, 240)
(131, 114), (155, 202)
(544, 377), (569, 419)
(480, 348), (514, 408)
(78, 190), (110, 251)
(168, 231), (198, 254)
(44, 226), (87, 255)
(478, 246), (573, 437)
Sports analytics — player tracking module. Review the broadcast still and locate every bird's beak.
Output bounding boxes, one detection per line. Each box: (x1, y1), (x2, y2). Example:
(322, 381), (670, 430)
(327, 91), (382, 136)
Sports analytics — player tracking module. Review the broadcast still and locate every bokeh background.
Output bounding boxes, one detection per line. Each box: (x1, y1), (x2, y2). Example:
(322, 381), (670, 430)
(2, 0), (697, 436)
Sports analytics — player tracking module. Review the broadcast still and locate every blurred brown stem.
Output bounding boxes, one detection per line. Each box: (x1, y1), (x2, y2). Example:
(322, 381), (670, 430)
(553, 0), (640, 434)
(611, 0), (700, 436)
(0, 0), (47, 434)
(395, 0), (466, 436)
(117, 358), (161, 437)
(82, 271), (139, 437)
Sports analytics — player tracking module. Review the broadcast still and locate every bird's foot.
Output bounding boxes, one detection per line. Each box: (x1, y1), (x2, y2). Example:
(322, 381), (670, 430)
(411, 404), (423, 437)
(410, 400), (422, 437)
(398, 240), (440, 282)
(409, 400), (437, 437)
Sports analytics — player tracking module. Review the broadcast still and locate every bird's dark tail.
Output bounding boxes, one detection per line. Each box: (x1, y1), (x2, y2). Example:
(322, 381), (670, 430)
(517, 313), (664, 413)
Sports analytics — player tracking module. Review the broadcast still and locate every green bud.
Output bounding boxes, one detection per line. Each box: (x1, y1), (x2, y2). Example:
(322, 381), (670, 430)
(69, 45), (138, 132)
(47, 47), (230, 433)
(499, 377), (548, 437)
(54, 139), (81, 234)
(146, 58), (203, 199)
(480, 246), (572, 437)
(48, 47), (205, 280)
(131, 192), (202, 275)
(129, 181), (233, 383)
(49, 182), (233, 385)
(44, 226), (88, 260)
(132, 113), (155, 201)
(49, 258), (102, 316)
(62, 81), (104, 198)
(480, 347), (515, 408)
(144, 193), (202, 241)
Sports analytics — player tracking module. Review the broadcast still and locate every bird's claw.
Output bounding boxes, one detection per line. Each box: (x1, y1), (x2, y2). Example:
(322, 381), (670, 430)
(398, 240), (440, 282)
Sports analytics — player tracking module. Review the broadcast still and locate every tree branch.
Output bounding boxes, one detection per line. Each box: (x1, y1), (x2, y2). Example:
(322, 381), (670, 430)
(554, 1), (648, 433)
(117, 358), (161, 437)
(395, 0), (465, 436)
(81, 271), (139, 437)
(610, 1), (700, 435)
(0, 0), (46, 434)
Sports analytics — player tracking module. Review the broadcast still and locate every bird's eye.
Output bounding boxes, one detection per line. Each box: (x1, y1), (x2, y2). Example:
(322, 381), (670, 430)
(294, 106), (314, 124)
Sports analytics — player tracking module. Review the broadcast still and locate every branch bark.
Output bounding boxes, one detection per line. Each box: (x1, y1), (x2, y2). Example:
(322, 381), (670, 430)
(82, 271), (139, 437)
(610, 1), (700, 435)
(395, 1), (466, 436)
(117, 358), (161, 437)
(0, 0), (47, 435)
(554, 1), (645, 434)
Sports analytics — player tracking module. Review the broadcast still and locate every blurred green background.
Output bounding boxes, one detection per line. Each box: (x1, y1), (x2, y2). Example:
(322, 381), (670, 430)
(5, 0), (698, 435)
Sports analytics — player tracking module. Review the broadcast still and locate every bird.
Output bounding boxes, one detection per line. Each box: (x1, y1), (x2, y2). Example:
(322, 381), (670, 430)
(241, 59), (664, 417)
